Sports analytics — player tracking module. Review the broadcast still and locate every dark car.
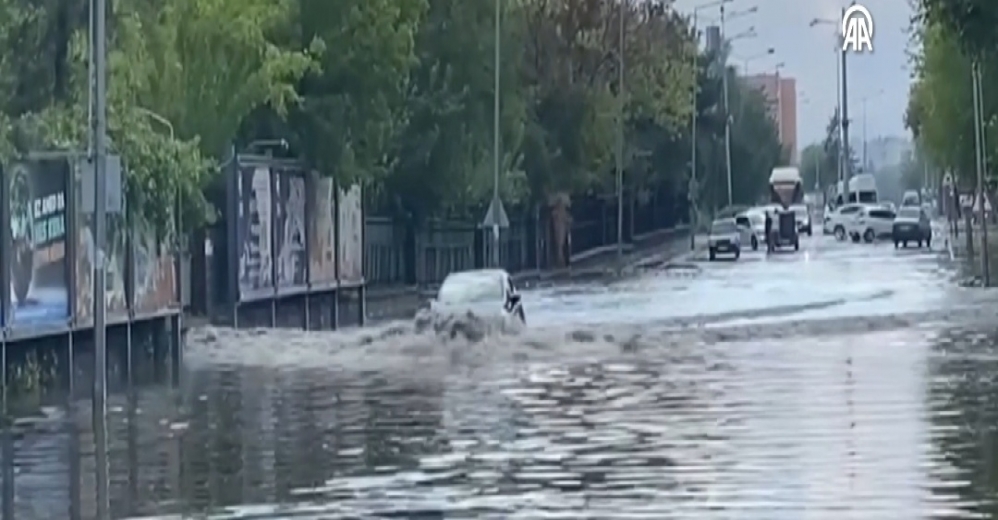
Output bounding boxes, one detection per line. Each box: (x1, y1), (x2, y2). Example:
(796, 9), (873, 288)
(892, 206), (932, 248)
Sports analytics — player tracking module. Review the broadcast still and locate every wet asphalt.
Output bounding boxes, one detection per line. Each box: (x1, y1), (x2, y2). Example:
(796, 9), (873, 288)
(9, 226), (998, 519)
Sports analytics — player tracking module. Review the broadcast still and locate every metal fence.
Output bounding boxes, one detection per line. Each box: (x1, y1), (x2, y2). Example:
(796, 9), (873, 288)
(364, 184), (688, 287)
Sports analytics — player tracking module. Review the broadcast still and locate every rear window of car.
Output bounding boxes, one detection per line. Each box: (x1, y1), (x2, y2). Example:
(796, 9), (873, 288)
(438, 274), (503, 304)
(868, 209), (895, 219)
(711, 221), (738, 234)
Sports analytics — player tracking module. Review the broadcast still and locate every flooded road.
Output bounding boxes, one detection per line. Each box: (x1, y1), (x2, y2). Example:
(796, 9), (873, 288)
(7, 232), (998, 518)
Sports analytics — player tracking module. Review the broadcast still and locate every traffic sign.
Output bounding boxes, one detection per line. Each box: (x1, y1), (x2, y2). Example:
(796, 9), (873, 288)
(480, 195), (509, 228)
(81, 154), (123, 214)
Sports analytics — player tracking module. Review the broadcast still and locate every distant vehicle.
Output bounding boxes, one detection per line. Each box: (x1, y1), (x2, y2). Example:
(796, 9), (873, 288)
(768, 167), (802, 251)
(846, 205), (896, 243)
(824, 202), (872, 239)
(892, 206), (932, 248)
(833, 174), (879, 207)
(432, 269), (525, 324)
(790, 203), (812, 235)
(708, 218), (742, 261)
(901, 190), (921, 207)
(735, 210), (766, 251)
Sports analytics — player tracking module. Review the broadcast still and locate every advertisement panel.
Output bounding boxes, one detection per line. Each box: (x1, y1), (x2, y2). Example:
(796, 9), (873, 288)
(273, 170), (307, 289)
(132, 216), (177, 316)
(7, 158), (70, 326)
(237, 165), (274, 300)
(337, 185), (363, 285)
(74, 159), (129, 326)
(307, 175), (336, 286)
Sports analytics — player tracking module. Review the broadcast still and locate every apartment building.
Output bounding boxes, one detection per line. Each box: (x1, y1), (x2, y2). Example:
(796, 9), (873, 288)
(744, 73), (798, 165)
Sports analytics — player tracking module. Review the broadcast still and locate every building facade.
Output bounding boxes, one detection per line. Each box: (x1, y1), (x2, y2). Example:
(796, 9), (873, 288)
(744, 73), (798, 165)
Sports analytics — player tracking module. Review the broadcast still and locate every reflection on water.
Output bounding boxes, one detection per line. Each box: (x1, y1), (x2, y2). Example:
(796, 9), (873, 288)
(2, 317), (998, 518)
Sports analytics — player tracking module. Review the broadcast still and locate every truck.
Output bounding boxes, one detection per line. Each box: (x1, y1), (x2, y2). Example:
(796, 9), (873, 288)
(767, 167), (804, 251)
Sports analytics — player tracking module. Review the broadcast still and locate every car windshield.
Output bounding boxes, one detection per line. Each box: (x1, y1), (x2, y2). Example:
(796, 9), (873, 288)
(897, 208), (921, 219)
(711, 221), (737, 234)
(437, 273), (503, 304)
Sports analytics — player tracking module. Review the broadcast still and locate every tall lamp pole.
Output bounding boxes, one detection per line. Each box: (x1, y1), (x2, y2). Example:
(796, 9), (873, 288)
(811, 13), (849, 203)
(690, 0), (733, 249)
(616, 0), (625, 268)
(972, 60), (990, 285)
(88, 0), (110, 515)
(720, 16), (758, 208)
(492, 0), (501, 267)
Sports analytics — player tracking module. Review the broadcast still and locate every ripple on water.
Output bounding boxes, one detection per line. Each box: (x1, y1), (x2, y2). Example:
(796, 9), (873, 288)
(9, 307), (998, 519)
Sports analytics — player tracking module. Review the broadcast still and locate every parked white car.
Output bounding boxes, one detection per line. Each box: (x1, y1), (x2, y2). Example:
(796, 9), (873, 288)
(735, 210), (766, 250)
(846, 205), (897, 243)
(824, 203), (867, 239)
(790, 204), (812, 235)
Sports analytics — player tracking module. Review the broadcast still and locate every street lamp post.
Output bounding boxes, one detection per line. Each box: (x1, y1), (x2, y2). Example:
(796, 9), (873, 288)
(774, 62), (785, 146)
(810, 15), (849, 202)
(616, 0), (625, 269)
(689, 0), (732, 250)
(972, 60), (990, 285)
(88, 0), (110, 515)
(738, 47), (775, 75)
(493, 0), (501, 267)
(722, 26), (757, 207)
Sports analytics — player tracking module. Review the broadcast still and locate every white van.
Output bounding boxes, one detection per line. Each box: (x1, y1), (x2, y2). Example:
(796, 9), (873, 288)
(834, 174), (878, 206)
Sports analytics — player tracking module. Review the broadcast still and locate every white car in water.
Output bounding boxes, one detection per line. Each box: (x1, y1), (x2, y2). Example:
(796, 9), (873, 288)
(430, 269), (526, 324)
(735, 210), (766, 251)
(845, 205), (896, 243)
(824, 203), (869, 239)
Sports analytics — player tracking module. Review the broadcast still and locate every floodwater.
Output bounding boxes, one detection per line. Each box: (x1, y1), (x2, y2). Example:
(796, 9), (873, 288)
(5, 233), (998, 519)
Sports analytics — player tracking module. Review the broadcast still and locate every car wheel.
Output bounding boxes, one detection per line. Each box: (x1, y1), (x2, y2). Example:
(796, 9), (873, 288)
(917, 240), (922, 247)
(863, 229), (875, 243)
(926, 237), (931, 249)
(851, 233), (861, 243)
(709, 249), (716, 261)
(751, 236), (758, 251)
(794, 239), (799, 251)
(903, 240), (907, 248)
(834, 226), (846, 240)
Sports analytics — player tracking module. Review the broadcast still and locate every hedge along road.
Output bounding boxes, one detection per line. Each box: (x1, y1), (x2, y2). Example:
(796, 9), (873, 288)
(10, 230), (998, 518)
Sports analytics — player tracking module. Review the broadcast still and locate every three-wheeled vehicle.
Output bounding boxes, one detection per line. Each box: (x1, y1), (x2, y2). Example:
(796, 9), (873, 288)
(767, 167), (804, 252)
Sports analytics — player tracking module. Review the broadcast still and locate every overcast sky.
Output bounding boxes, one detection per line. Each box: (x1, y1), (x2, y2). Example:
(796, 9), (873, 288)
(674, 0), (912, 147)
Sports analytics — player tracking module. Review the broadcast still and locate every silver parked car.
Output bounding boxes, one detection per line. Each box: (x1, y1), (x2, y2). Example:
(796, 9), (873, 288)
(735, 210), (766, 251)
(892, 206), (932, 248)
(708, 218), (742, 261)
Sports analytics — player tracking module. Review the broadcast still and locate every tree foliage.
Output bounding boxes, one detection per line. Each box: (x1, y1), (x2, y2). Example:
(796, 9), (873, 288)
(0, 0), (786, 229)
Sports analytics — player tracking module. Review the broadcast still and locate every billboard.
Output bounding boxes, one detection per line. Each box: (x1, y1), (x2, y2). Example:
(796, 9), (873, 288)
(273, 170), (307, 289)
(337, 185), (363, 285)
(74, 160), (128, 325)
(307, 175), (336, 286)
(132, 217), (177, 315)
(236, 165), (274, 301)
(7, 158), (70, 326)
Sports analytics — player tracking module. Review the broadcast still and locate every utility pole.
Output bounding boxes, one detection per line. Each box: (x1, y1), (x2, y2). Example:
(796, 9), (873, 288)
(972, 60), (990, 285)
(690, 9), (701, 251)
(89, 0), (110, 515)
(840, 6), (852, 205)
(492, 0), (501, 268)
(616, 0), (625, 268)
(721, 4), (734, 207)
